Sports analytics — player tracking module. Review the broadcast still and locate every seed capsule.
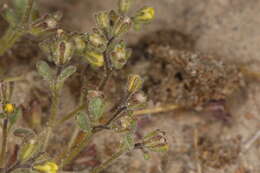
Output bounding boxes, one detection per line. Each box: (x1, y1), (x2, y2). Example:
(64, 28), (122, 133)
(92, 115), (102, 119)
(110, 41), (131, 69)
(142, 129), (169, 152)
(112, 16), (132, 37)
(30, 11), (63, 36)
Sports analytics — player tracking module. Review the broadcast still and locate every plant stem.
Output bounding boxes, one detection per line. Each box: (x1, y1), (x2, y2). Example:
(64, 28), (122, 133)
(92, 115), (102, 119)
(60, 132), (93, 168)
(97, 37), (115, 91)
(90, 148), (126, 173)
(0, 119), (8, 169)
(43, 67), (62, 150)
(133, 104), (180, 116)
(49, 88), (60, 125)
(58, 104), (86, 125)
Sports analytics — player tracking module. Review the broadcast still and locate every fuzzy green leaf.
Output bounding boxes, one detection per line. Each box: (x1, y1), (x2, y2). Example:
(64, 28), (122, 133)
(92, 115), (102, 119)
(8, 107), (22, 130)
(18, 139), (38, 162)
(89, 97), (105, 122)
(36, 61), (54, 82)
(123, 132), (135, 151)
(12, 0), (31, 18)
(0, 113), (5, 119)
(143, 152), (150, 160)
(75, 111), (92, 133)
(1, 7), (18, 25)
(57, 65), (76, 83)
(13, 128), (35, 138)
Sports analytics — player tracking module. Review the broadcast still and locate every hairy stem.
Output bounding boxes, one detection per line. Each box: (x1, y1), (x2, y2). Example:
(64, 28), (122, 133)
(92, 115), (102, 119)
(0, 119), (8, 169)
(90, 148), (126, 173)
(60, 132), (93, 168)
(97, 37), (115, 91)
(133, 104), (180, 116)
(58, 104), (85, 125)
(43, 67), (62, 151)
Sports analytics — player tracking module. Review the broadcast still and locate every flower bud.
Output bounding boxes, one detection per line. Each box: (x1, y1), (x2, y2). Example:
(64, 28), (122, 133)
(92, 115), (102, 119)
(88, 32), (107, 50)
(133, 7), (155, 24)
(3, 103), (15, 114)
(95, 11), (110, 30)
(118, 0), (132, 14)
(142, 129), (169, 152)
(18, 139), (37, 162)
(112, 16), (132, 37)
(39, 30), (75, 66)
(110, 41), (131, 69)
(127, 74), (143, 94)
(84, 50), (104, 67)
(30, 11), (63, 36)
(33, 161), (58, 173)
(111, 113), (136, 132)
(109, 10), (120, 26)
(51, 30), (75, 65)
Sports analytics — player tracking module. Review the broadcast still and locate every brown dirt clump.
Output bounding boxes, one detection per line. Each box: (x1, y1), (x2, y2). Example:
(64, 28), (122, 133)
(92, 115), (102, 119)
(140, 30), (244, 110)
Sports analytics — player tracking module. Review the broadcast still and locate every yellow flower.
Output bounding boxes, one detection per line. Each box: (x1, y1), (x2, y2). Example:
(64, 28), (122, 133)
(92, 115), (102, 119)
(3, 103), (15, 114)
(33, 162), (58, 173)
(134, 7), (155, 23)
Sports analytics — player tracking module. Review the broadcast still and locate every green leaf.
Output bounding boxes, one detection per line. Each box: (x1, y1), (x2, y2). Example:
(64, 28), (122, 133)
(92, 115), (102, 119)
(0, 113), (6, 119)
(12, 0), (31, 18)
(13, 128), (35, 138)
(8, 107), (22, 130)
(18, 139), (38, 163)
(57, 65), (76, 83)
(75, 111), (92, 133)
(143, 152), (150, 160)
(89, 97), (105, 122)
(123, 132), (135, 151)
(36, 61), (54, 82)
(1, 7), (18, 25)
(18, 130), (47, 163)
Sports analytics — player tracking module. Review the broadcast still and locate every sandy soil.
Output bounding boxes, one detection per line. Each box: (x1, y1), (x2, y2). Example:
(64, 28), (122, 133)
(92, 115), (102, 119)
(1, 0), (260, 173)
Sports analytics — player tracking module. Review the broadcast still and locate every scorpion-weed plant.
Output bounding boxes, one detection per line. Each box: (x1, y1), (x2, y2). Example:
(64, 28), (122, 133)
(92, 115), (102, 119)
(0, 0), (168, 173)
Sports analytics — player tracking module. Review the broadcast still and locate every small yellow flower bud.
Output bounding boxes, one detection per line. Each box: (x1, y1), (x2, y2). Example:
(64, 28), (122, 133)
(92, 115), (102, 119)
(84, 51), (104, 67)
(134, 7), (155, 23)
(3, 103), (15, 114)
(34, 162), (58, 173)
(127, 74), (143, 93)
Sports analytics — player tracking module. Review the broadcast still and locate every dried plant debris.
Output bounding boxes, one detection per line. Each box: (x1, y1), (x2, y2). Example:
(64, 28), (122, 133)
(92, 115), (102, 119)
(197, 136), (241, 169)
(142, 30), (244, 110)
